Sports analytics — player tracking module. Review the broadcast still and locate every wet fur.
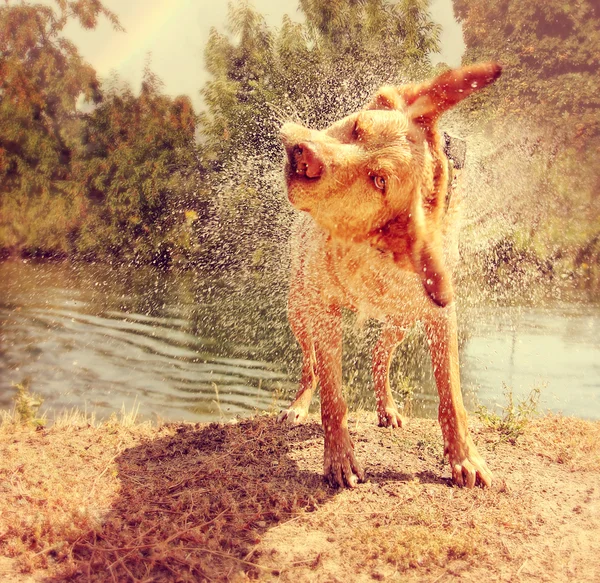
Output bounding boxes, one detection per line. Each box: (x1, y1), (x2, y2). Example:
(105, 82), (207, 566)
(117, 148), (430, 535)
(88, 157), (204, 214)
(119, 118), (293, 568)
(279, 63), (502, 488)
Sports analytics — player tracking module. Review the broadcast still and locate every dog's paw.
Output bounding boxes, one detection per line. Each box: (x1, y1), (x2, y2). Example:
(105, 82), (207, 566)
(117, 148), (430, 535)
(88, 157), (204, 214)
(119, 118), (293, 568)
(447, 436), (493, 488)
(377, 406), (406, 429)
(324, 427), (365, 488)
(277, 406), (308, 424)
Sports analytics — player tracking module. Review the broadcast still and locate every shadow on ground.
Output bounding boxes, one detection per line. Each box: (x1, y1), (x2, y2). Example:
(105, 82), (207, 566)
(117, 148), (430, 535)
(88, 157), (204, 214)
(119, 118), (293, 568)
(43, 413), (459, 582)
(21, 415), (600, 582)
(48, 417), (333, 581)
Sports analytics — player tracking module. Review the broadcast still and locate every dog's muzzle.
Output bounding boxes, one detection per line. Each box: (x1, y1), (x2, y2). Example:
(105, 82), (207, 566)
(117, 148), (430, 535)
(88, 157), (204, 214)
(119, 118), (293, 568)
(288, 142), (323, 179)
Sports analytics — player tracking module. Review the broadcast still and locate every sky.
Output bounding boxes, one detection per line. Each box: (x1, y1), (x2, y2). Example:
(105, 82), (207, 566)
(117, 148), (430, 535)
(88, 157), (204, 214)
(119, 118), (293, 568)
(58, 0), (465, 111)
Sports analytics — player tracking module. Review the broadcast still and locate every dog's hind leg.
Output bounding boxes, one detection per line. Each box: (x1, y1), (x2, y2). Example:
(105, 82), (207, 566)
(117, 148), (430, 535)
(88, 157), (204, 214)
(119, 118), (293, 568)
(372, 325), (406, 428)
(278, 253), (319, 424)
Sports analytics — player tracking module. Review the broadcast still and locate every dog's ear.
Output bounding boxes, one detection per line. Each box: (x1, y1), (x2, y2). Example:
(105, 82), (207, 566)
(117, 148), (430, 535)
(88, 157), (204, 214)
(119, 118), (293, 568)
(367, 63), (502, 120)
(401, 63), (501, 307)
(366, 86), (404, 111)
(412, 236), (453, 307)
(370, 63), (501, 308)
(401, 62), (502, 122)
(409, 205), (454, 307)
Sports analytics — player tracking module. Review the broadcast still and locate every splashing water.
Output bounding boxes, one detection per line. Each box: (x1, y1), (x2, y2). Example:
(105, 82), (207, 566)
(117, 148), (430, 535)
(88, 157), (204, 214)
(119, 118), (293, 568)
(1, 56), (598, 423)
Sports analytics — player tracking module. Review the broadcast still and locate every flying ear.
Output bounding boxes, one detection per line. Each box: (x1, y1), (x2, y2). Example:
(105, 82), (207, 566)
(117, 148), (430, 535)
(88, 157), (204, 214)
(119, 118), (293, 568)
(369, 63), (501, 308)
(402, 62), (502, 121)
(383, 205), (454, 308)
(367, 62), (502, 121)
(366, 86), (404, 111)
(412, 235), (453, 307)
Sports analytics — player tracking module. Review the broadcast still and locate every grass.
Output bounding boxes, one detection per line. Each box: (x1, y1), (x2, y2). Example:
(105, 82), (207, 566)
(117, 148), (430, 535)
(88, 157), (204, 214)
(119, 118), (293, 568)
(0, 413), (330, 580)
(475, 384), (541, 445)
(395, 375), (417, 417)
(354, 524), (478, 572)
(0, 379), (46, 431)
(1, 377), (599, 582)
(0, 409), (599, 581)
(521, 415), (600, 472)
(0, 382), (144, 434)
(0, 391), (152, 578)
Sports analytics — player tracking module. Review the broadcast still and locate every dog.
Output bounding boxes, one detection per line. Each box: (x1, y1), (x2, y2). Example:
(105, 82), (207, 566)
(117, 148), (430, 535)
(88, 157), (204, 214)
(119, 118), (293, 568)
(278, 63), (502, 489)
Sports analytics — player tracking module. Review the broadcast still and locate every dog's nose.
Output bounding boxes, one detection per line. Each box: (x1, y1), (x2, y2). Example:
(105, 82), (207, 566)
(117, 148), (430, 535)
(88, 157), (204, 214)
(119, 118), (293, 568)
(290, 142), (323, 179)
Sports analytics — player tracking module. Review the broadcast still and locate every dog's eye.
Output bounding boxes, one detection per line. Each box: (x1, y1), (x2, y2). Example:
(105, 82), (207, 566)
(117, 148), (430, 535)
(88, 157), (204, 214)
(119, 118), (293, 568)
(372, 175), (386, 191)
(352, 121), (361, 140)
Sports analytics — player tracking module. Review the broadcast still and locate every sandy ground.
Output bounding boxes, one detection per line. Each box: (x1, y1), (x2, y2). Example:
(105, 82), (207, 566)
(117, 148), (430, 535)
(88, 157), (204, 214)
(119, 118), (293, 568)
(0, 413), (599, 582)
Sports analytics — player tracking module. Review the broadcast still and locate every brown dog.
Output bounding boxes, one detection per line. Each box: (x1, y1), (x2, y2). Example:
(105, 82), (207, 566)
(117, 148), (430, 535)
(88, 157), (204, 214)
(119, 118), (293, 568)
(278, 63), (502, 489)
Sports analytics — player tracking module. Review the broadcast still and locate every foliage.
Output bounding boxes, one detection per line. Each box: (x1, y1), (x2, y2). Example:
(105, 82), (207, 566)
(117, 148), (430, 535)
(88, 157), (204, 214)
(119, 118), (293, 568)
(1, 378), (46, 429)
(2, 0), (595, 279)
(0, 1), (206, 264)
(0, 0), (121, 257)
(202, 0), (441, 160)
(476, 384), (540, 445)
(452, 0), (600, 291)
(453, 0), (600, 143)
(72, 68), (202, 263)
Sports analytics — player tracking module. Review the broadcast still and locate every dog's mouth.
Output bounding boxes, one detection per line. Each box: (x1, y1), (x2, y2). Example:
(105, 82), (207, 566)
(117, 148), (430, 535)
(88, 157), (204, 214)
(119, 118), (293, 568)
(286, 142), (324, 180)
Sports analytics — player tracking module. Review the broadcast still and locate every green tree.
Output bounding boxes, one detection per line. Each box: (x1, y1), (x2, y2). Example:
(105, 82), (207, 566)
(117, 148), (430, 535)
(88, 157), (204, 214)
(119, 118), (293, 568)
(300, 0), (440, 69)
(203, 0), (440, 160)
(452, 0), (600, 291)
(73, 68), (202, 264)
(0, 0), (121, 257)
(202, 1), (279, 164)
(453, 0), (600, 144)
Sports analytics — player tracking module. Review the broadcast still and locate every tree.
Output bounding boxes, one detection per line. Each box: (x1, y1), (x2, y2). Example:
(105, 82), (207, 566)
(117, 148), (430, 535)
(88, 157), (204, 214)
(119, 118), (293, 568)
(299, 0), (440, 69)
(0, 0), (121, 257)
(453, 0), (600, 145)
(73, 67), (201, 263)
(203, 0), (440, 161)
(452, 0), (600, 289)
(201, 1), (279, 164)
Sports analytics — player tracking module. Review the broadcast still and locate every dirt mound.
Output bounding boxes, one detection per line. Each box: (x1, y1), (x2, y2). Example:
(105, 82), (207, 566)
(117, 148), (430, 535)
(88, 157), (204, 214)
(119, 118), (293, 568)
(0, 413), (599, 581)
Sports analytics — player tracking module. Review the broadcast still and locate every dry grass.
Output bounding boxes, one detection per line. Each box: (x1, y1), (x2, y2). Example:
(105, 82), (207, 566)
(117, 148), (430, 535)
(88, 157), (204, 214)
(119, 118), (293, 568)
(0, 414), (329, 581)
(0, 413), (157, 575)
(354, 524), (478, 572)
(0, 412), (599, 582)
(520, 414), (600, 471)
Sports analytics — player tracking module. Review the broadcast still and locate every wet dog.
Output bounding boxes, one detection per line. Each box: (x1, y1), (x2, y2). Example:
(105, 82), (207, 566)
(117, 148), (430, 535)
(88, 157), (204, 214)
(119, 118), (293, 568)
(278, 63), (502, 488)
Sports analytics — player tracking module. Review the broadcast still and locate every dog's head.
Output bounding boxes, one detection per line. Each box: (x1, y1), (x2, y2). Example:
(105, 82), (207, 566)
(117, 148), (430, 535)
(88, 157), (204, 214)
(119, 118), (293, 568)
(280, 63), (501, 307)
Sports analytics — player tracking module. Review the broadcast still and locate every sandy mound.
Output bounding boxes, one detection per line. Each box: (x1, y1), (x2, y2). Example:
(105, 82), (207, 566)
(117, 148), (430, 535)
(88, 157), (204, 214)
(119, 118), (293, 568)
(0, 413), (598, 581)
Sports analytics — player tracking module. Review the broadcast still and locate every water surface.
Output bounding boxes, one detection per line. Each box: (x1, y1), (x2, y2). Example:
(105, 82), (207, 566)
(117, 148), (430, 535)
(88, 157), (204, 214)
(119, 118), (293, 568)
(1, 261), (599, 422)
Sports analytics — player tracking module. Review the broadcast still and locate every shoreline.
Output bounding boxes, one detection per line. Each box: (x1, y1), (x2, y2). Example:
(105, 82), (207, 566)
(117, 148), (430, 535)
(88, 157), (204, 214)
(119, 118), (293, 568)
(2, 255), (599, 307)
(1, 411), (599, 582)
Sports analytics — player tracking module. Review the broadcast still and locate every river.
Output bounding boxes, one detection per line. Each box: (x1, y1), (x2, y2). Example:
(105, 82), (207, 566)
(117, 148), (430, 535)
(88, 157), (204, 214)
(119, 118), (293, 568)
(1, 261), (599, 422)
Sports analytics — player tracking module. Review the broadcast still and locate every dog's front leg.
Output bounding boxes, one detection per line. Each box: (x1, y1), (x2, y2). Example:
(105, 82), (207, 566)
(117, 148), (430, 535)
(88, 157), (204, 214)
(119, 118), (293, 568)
(314, 303), (365, 488)
(278, 289), (318, 424)
(425, 306), (492, 488)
